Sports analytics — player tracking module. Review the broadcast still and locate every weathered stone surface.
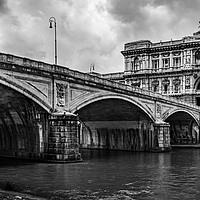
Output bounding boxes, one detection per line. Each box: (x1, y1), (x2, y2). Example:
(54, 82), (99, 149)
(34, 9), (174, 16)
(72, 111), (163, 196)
(0, 52), (199, 161)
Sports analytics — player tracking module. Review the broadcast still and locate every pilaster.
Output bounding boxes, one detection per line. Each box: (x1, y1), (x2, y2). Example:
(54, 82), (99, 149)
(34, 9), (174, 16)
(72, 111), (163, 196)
(170, 51), (173, 69)
(159, 53), (162, 71)
(149, 55), (152, 73)
(181, 50), (184, 67)
(124, 57), (128, 71)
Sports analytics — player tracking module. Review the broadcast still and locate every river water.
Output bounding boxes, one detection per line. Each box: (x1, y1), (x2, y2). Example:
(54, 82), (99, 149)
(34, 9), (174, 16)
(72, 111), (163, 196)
(0, 148), (200, 200)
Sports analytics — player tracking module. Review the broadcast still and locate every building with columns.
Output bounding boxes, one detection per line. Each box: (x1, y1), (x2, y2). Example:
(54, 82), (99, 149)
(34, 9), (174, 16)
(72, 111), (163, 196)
(102, 30), (200, 106)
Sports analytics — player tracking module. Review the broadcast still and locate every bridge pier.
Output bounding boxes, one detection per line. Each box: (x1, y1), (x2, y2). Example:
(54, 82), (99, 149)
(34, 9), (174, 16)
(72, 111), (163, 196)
(0, 110), (82, 162)
(45, 111), (82, 162)
(152, 122), (171, 152)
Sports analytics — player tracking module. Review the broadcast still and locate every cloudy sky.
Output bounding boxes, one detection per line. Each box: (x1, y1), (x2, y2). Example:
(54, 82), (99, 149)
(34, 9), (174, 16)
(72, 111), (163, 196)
(0, 0), (200, 73)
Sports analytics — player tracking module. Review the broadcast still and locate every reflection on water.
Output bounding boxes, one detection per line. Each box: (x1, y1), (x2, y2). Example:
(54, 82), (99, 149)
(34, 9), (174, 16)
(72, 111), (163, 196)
(0, 149), (200, 199)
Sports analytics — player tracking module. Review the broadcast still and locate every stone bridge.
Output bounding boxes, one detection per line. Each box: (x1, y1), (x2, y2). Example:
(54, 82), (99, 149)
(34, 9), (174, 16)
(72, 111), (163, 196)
(0, 53), (199, 162)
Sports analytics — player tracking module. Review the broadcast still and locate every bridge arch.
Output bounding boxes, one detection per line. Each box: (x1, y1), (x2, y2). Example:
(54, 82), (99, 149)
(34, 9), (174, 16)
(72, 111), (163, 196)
(70, 92), (155, 122)
(0, 74), (52, 159)
(71, 92), (156, 151)
(163, 108), (199, 125)
(163, 109), (199, 145)
(0, 74), (51, 112)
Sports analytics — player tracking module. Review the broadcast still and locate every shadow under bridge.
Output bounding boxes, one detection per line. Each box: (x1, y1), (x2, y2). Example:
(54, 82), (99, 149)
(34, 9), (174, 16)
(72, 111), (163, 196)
(165, 111), (199, 145)
(0, 84), (49, 159)
(75, 98), (156, 151)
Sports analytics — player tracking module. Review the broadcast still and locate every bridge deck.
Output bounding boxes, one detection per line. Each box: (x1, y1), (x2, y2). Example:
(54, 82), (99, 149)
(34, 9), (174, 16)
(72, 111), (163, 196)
(0, 52), (199, 111)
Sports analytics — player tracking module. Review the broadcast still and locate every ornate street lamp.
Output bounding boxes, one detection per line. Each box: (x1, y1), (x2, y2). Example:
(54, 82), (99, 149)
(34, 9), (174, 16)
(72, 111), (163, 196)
(49, 17), (57, 112)
(49, 17), (57, 65)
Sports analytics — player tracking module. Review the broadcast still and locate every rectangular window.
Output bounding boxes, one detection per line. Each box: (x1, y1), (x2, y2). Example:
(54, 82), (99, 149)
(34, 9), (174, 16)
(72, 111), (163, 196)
(163, 85), (168, 94)
(173, 57), (181, 68)
(162, 58), (170, 69)
(153, 85), (158, 92)
(152, 59), (159, 71)
(174, 85), (180, 93)
(185, 76), (191, 89)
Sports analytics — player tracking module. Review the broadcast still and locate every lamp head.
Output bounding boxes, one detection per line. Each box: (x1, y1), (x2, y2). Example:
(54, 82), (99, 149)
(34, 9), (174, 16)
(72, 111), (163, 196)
(49, 21), (53, 28)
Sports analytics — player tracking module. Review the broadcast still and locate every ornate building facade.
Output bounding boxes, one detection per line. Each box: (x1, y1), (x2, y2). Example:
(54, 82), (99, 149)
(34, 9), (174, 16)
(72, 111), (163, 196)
(102, 30), (200, 106)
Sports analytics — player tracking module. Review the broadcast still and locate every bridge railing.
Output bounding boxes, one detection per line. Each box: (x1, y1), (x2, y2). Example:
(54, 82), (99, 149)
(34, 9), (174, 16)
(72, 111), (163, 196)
(0, 52), (199, 110)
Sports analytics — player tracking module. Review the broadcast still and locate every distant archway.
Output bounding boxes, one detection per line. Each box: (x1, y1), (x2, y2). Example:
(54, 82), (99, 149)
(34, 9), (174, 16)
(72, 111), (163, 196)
(165, 110), (199, 144)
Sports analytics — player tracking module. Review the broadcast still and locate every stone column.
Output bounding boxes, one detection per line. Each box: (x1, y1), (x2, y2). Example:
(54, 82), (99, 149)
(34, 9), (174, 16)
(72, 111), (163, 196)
(181, 50), (184, 67)
(149, 55), (152, 73)
(170, 51), (173, 69)
(191, 49), (193, 65)
(131, 57), (134, 71)
(143, 54), (147, 72)
(159, 54), (162, 71)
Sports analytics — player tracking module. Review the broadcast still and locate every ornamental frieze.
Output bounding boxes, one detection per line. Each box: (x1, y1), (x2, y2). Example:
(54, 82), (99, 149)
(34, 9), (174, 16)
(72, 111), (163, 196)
(173, 51), (181, 56)
(193, 74), (198, 79)
(185, 78), (190, 87)
(156, 103), (162, 118)
(152, 54), (159, 58)
(186, 50), (191, 55)
(162, 79), (170, 86)
(152, 80), (159, 86)
(56, 83), (67, 107)
(173, 78), (181, 85)
(131, 79), (140, 87)
(162, 53), (170, 57)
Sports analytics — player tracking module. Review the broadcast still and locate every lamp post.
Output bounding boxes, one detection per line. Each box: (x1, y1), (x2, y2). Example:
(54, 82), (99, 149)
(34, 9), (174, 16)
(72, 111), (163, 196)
(49, 17), (57, 112)
(49, 17), (57, 65)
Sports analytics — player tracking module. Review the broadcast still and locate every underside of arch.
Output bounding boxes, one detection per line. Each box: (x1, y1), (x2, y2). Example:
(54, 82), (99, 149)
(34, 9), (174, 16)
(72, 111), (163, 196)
(165, 110), (199, 145)
(0, 83), (49, 158)
(76, 98), (152, 122)
(71, 93), (155, 122)
(75, 98), (155, 151)
(0, 74), (51, 112)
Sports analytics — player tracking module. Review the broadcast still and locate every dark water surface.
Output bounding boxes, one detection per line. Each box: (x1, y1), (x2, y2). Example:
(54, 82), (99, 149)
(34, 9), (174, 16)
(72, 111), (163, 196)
(0, 148), (200, 200)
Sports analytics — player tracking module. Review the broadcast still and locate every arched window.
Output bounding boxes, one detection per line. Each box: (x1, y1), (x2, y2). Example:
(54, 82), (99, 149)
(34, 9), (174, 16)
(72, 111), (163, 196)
(185, 77), (190, 89)
(162, 79), (170, 94)
(195, 50), (200, 65)
(164, 85), (168, 94)
(152, 80), (159, 92)
(153, 85), (158, 92)
(173, 78), (181, 93)
(174, 85), (179, 93)
(134, 57), (139, 71)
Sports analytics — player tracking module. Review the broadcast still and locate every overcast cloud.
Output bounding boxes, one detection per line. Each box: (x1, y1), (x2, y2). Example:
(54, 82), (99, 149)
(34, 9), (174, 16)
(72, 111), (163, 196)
(0, 0), (199, 73)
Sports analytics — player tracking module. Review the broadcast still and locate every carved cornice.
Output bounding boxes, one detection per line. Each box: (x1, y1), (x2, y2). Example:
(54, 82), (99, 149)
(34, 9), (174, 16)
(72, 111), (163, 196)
(121, 42), (200, 56)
